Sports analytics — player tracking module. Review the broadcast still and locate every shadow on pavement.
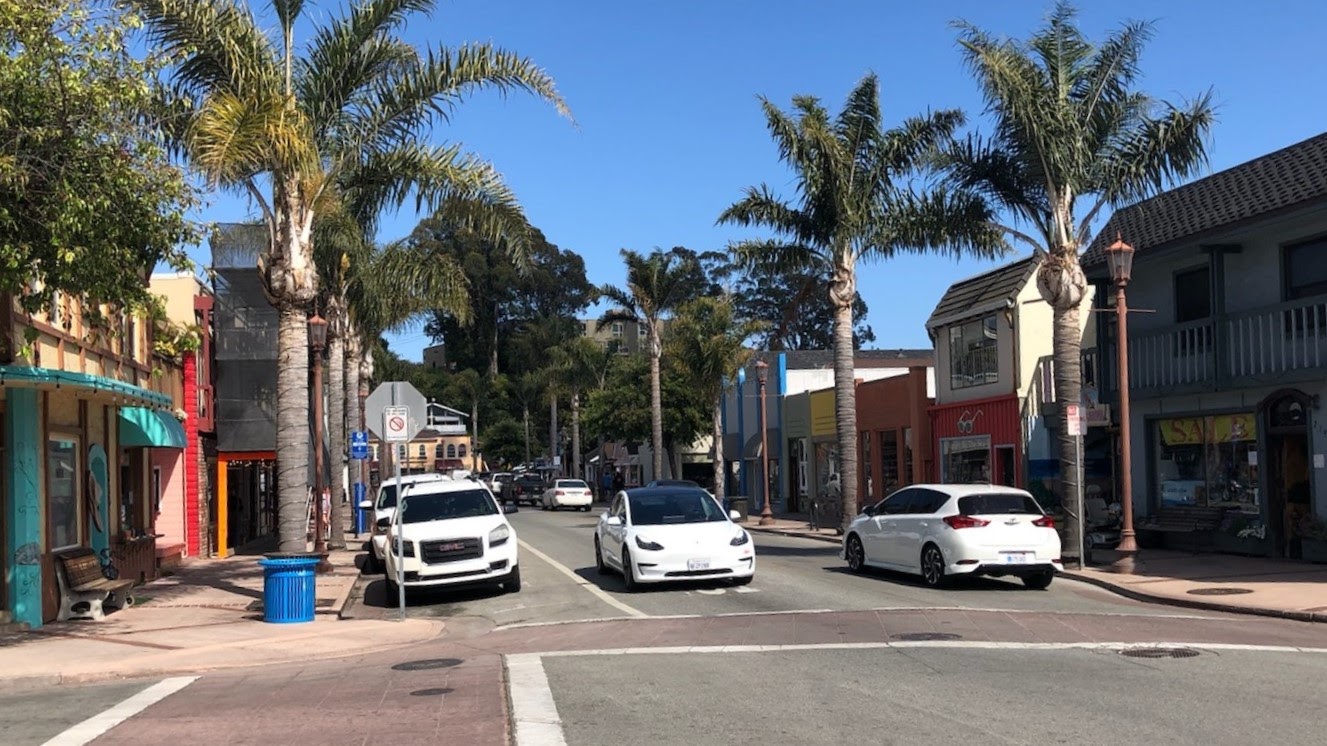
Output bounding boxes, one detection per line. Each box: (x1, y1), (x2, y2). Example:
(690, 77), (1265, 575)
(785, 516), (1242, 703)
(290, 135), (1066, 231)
(357, 576), (510, 612)
(822, 564), (1033, 592)
(571, 565), (753, 594)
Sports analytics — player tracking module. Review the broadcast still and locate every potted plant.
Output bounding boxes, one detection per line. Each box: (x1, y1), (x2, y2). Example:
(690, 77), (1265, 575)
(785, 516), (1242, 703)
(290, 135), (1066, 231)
(1298, 515), (1327, 563)
(1214, 512), (1267, 555)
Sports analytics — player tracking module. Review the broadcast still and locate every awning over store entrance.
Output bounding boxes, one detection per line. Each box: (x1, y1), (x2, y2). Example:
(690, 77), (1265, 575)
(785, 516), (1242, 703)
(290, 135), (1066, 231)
(119, 407), (187, 448)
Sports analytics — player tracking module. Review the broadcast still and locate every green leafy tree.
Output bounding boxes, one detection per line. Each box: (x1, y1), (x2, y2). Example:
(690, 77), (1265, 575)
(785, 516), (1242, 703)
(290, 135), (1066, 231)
(581, 353), (710, 476)
(0, 0), (197, 334)
(599, 248), (699, 479)
(134, 0), (568, 550)
(666, 297), (764, 500)
(945, 2), (1214, 554)
(731, 265), (875, 350)
(719, 73), (1004, 529)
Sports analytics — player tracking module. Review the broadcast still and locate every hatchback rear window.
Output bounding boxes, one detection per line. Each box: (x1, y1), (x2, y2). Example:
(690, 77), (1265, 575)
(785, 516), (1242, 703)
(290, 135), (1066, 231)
(958, 493), (1043, 515)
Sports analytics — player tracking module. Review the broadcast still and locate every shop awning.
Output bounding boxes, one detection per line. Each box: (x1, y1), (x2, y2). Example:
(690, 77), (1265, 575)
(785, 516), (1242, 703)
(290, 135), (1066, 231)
(119, 407), (187, 448)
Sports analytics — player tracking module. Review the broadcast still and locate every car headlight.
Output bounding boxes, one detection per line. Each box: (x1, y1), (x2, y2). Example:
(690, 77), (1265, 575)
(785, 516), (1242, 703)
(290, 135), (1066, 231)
(489, 524), (511, 548)
(392, 538), (415, 557)
(635, 535), (664, 551)
(730, 529), (750, 546)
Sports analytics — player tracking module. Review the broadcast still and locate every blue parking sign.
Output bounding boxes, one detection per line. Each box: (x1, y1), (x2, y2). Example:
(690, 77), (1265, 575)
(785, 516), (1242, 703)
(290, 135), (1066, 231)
(350, 431), (369, 460)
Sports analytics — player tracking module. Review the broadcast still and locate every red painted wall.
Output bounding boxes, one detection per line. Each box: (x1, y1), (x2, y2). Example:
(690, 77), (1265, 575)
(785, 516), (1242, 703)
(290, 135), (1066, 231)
(183, 352), (200, 556)
(929, 393), (1023, 486)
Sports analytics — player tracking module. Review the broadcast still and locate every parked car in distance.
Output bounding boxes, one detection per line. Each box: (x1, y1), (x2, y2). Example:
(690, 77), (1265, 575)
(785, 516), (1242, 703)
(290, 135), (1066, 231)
(489, 472), (513, 495)
(504, 473), (546, 506)
(841, 484), (1062, 589)
(360, 472), (451, 573)
(595, 487), (755, 590)
(383, 480), (521, 599)
(541, 479), (594, 511)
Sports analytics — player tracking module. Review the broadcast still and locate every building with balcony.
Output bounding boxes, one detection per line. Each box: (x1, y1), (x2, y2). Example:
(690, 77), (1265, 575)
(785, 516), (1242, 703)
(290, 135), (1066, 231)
(926, 257), (1097, 506)
(579, 318), (663, 355)
(1083, 131), (1327, 559)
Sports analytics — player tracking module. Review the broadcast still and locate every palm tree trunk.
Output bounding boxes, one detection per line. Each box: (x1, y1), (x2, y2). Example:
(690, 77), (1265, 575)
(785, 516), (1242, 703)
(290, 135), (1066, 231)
(327, 321), (346, 550)
(470, 398), (480, 471)
(649, 328), (664, 481)
(571, 392), (582, 480)
(345, 332), (362, 507)
(712, 396), (725, 502)
(488, 303), (500, 378)
(1053, 301), (1084, 565)
(276, 305), (310, 552)
(523, 405), (532, 464)
(549, 396), (558, 470)
(831, 280), (859, 533)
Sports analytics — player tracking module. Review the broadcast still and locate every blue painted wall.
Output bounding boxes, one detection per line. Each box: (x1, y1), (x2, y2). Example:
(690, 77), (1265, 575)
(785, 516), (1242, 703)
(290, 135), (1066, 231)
(5, 388), (42, 628)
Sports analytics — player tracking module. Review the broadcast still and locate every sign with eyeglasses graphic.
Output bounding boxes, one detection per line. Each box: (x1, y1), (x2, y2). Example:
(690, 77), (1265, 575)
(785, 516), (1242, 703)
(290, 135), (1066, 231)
(955, 409), (983, 434)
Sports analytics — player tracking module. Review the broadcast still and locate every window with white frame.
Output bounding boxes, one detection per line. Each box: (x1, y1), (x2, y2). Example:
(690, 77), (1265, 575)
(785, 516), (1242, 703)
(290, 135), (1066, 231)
(948, 315), (999, 389)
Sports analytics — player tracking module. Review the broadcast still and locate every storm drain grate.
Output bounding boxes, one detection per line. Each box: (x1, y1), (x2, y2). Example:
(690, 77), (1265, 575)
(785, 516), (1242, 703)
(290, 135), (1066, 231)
(1119, 647), (1201, 659)
(1187, 587), (1254, 596)
(890, 632), (963, 641)
(392, 658), (463, 671)
(410, 688), (455, 697)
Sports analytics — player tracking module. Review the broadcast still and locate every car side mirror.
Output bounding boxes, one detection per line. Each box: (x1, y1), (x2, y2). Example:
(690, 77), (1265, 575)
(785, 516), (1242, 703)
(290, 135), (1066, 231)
(504, 503), (519, 514)
(862, 505), (875, 516)
(729, 510), (742, 522)
(358, 500), (373, 511)
(376, 517), (391, 529)
(605, 515), (621, 526)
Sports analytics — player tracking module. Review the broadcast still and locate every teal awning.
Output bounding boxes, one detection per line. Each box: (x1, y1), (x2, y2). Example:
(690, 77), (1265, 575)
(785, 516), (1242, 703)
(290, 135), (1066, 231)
(119, 407), (187, 448)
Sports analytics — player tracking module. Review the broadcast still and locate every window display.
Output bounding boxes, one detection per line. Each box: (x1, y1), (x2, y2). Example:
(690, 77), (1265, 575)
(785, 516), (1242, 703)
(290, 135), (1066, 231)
(941, 436), (990, 484)
(48, 438), (80, 550)
(1154, 413), (1258, 511)
(880, 430), (899, 493)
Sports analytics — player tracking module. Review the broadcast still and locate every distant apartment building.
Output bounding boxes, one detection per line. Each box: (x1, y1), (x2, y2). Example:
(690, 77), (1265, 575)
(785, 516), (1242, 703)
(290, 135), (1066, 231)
(422, 343), (447, 370)
(580, 318), (657, 355)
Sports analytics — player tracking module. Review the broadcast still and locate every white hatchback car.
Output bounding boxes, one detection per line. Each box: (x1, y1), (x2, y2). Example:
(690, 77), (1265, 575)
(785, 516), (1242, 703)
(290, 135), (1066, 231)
(383, 480), (520, 598)
(842, 484), (1062, 589)
(542, 479), (594, 511)
(594, 487), (755, 590)
(361, 472), (451, 573)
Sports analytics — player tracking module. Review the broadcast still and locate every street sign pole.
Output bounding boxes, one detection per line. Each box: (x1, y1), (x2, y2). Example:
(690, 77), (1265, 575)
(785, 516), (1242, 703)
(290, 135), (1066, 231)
(1066, 403), (1086, 569)
(365, 381), (428, 623)
(392, 410), (405, 621)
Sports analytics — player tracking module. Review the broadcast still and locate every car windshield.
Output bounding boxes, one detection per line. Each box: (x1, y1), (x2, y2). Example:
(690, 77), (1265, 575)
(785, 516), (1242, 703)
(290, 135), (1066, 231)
(376, 480), (440, 509)
(958, 493), (1043, 516)
(629, 491), (726, 525)
(399, 489), (497, 523)
(557, 480), (588, 489)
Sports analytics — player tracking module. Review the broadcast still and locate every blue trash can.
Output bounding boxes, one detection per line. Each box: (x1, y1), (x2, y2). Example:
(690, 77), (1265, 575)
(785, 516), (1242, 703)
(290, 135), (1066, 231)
(258, 554), (320, 623)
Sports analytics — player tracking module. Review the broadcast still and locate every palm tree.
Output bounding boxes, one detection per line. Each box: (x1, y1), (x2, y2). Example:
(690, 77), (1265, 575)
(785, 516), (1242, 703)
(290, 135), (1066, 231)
(547, 337), (608, 480)
(944, 2), (1214, 556)
(667, 297), (763, 502)
(135, 0), (568, 550)
(599, 249), (698, 481)
(718, 73), (1004, 531)
(450, 368), (487, 470)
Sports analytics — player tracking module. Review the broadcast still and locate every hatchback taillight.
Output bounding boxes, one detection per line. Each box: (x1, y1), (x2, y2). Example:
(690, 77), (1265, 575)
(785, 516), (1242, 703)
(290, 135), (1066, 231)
(555, 490), (565, 496)
(1033, 515), (1055, 528)
(943, 515), (990, 529)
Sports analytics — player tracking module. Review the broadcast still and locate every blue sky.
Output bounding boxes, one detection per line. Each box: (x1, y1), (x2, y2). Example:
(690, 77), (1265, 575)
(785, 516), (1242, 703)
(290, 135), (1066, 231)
(193, 0), (1327, 362)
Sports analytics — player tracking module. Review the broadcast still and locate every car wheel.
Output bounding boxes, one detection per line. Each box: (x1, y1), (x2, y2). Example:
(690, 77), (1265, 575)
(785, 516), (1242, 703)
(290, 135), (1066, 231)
(504, 565), (522, 593)
(846, 534), (866, 574)
(595, 537), (610, 575)
(621, 548), (638, 592)
(363, 552), (380, 575)
(582, 506), (590, 512)
(385, 576), (401, 600)
(920, 544), (947, 588)
(1023, 570), (1054, 590)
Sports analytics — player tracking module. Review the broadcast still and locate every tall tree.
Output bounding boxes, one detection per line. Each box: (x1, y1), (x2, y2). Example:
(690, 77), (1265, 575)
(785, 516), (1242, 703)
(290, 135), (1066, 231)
(599, 249), (699, 480)
(135, 0), (568, 550)
(547, 337), (607, 480)
(667, 297), (763, 501)
(731, 265), (875, 350)
(0, 0), (196, 328)
(945, 2), (1214, 557)
(719, 73), (1004, 530)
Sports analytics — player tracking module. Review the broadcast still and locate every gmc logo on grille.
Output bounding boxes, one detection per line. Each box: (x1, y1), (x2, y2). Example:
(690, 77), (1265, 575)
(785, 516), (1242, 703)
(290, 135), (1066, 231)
(437, 542), (466, 551)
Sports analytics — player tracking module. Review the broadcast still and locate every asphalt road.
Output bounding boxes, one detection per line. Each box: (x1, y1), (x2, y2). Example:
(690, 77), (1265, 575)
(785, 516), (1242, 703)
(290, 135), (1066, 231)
(345, 506), (1186, 625)
(0, 679), (150, 745)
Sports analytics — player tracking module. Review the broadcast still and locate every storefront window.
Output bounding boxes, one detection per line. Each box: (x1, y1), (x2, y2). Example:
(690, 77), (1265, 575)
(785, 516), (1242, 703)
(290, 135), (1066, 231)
(48, 437), (80, 550)
(880, 430), (899, 493)
(941, 436), (991, 483)
(1154, 413), (1258, 511)
(860, 432), (873, 498)
(815, 442), (840, 501)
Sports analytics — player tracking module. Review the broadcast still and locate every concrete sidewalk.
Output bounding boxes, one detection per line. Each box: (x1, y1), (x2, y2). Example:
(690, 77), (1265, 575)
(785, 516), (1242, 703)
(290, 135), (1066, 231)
(0, 532), (444, 690)
(745, 516), (1327, 622)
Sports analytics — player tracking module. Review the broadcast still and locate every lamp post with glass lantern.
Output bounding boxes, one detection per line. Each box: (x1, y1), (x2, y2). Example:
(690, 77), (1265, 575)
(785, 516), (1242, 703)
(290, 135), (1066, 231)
(309, 313), (332, 573)
(1106, 235), (1138, 574)
(755, 360), (774, 526)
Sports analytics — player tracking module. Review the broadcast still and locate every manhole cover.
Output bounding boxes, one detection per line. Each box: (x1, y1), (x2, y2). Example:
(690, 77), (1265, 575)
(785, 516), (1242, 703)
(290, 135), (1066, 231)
(1187, 587), (1254, 596)
(410, 688), (455, 697)
(890, 632), (963, 641)
(1119, 647), (1201, 659)
(392, 658), (463, 671)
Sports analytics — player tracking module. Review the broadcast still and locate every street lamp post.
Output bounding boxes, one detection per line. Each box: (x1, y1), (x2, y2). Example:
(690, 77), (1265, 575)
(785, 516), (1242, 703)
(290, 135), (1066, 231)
(1106, 235), (1138, 574)
(309, 313), (332, 574)
(755, 360), (774, 526)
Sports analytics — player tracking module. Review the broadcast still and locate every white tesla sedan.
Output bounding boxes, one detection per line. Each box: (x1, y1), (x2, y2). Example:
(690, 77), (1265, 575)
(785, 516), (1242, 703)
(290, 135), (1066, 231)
(594, 487), (755, 590)
(842, 484), (1062, 589)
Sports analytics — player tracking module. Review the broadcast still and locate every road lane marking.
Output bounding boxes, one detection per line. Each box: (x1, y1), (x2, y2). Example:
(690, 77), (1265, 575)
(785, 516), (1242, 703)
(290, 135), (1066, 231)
(532, 641), (1327, 657)
(494, 607), (837, 631)
(506, 653), (568, 746)
(517, 539), (646, 618)
(42, 676), (199, 746)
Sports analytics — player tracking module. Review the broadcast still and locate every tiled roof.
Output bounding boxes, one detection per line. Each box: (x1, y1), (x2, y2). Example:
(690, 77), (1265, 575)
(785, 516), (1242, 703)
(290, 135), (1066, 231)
(750, 348), (934, 370)
(1083, 132), (1327, 266)
(925, 256), (1038, 330)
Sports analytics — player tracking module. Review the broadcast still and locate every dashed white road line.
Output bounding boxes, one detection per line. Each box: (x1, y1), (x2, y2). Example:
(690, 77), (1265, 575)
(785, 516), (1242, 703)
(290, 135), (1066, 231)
(518, 539), (646, 618)
(42, 676), (199, 746)
(507, 654), (567, 746)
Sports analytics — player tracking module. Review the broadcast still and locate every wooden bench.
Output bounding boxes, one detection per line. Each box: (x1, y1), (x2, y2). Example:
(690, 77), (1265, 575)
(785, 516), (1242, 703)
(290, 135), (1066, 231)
(1137, 505), (1226, 550)
(55, 548), (135, 621)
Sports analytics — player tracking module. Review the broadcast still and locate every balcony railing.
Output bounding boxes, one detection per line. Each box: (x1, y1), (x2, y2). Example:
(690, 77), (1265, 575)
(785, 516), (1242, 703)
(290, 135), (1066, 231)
(1116, 294), (1327, 395)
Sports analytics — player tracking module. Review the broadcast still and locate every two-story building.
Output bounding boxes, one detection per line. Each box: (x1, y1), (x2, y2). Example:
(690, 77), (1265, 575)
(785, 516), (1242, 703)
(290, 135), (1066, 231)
(1, 291), (185, 628)
(1083, 131), (1327, 560)
(926, 257), (1097, 508)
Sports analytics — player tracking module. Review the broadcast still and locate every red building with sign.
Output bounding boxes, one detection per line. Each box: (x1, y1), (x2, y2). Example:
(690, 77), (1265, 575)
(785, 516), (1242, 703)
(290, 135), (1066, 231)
(929, 393), (1024, 488)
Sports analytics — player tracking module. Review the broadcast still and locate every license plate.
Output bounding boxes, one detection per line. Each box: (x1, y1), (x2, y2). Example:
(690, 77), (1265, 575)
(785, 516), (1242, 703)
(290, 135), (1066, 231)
(687, 558), (710, 571)
(1002, 552), (1031, 564)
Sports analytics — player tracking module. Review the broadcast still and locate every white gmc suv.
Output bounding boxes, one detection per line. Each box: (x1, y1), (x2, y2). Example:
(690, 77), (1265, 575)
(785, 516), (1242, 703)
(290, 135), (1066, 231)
(382, 479), (521, 599)
(362, 472), (451, 574)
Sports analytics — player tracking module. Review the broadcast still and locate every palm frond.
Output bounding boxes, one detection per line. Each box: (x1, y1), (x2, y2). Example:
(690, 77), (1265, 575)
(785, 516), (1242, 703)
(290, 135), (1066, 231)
(129, 0), (282, 98)
(728, 238), (822, 276)
(1099, 90), (1215, 207)
(869, 187), (1009, 263)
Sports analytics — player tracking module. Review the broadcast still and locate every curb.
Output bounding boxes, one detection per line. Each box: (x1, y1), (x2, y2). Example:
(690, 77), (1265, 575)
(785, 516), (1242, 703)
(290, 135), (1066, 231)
(328, 570), (360, 618)
(1063, 571), (1327, 624)
(745, 525), (843, 545)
